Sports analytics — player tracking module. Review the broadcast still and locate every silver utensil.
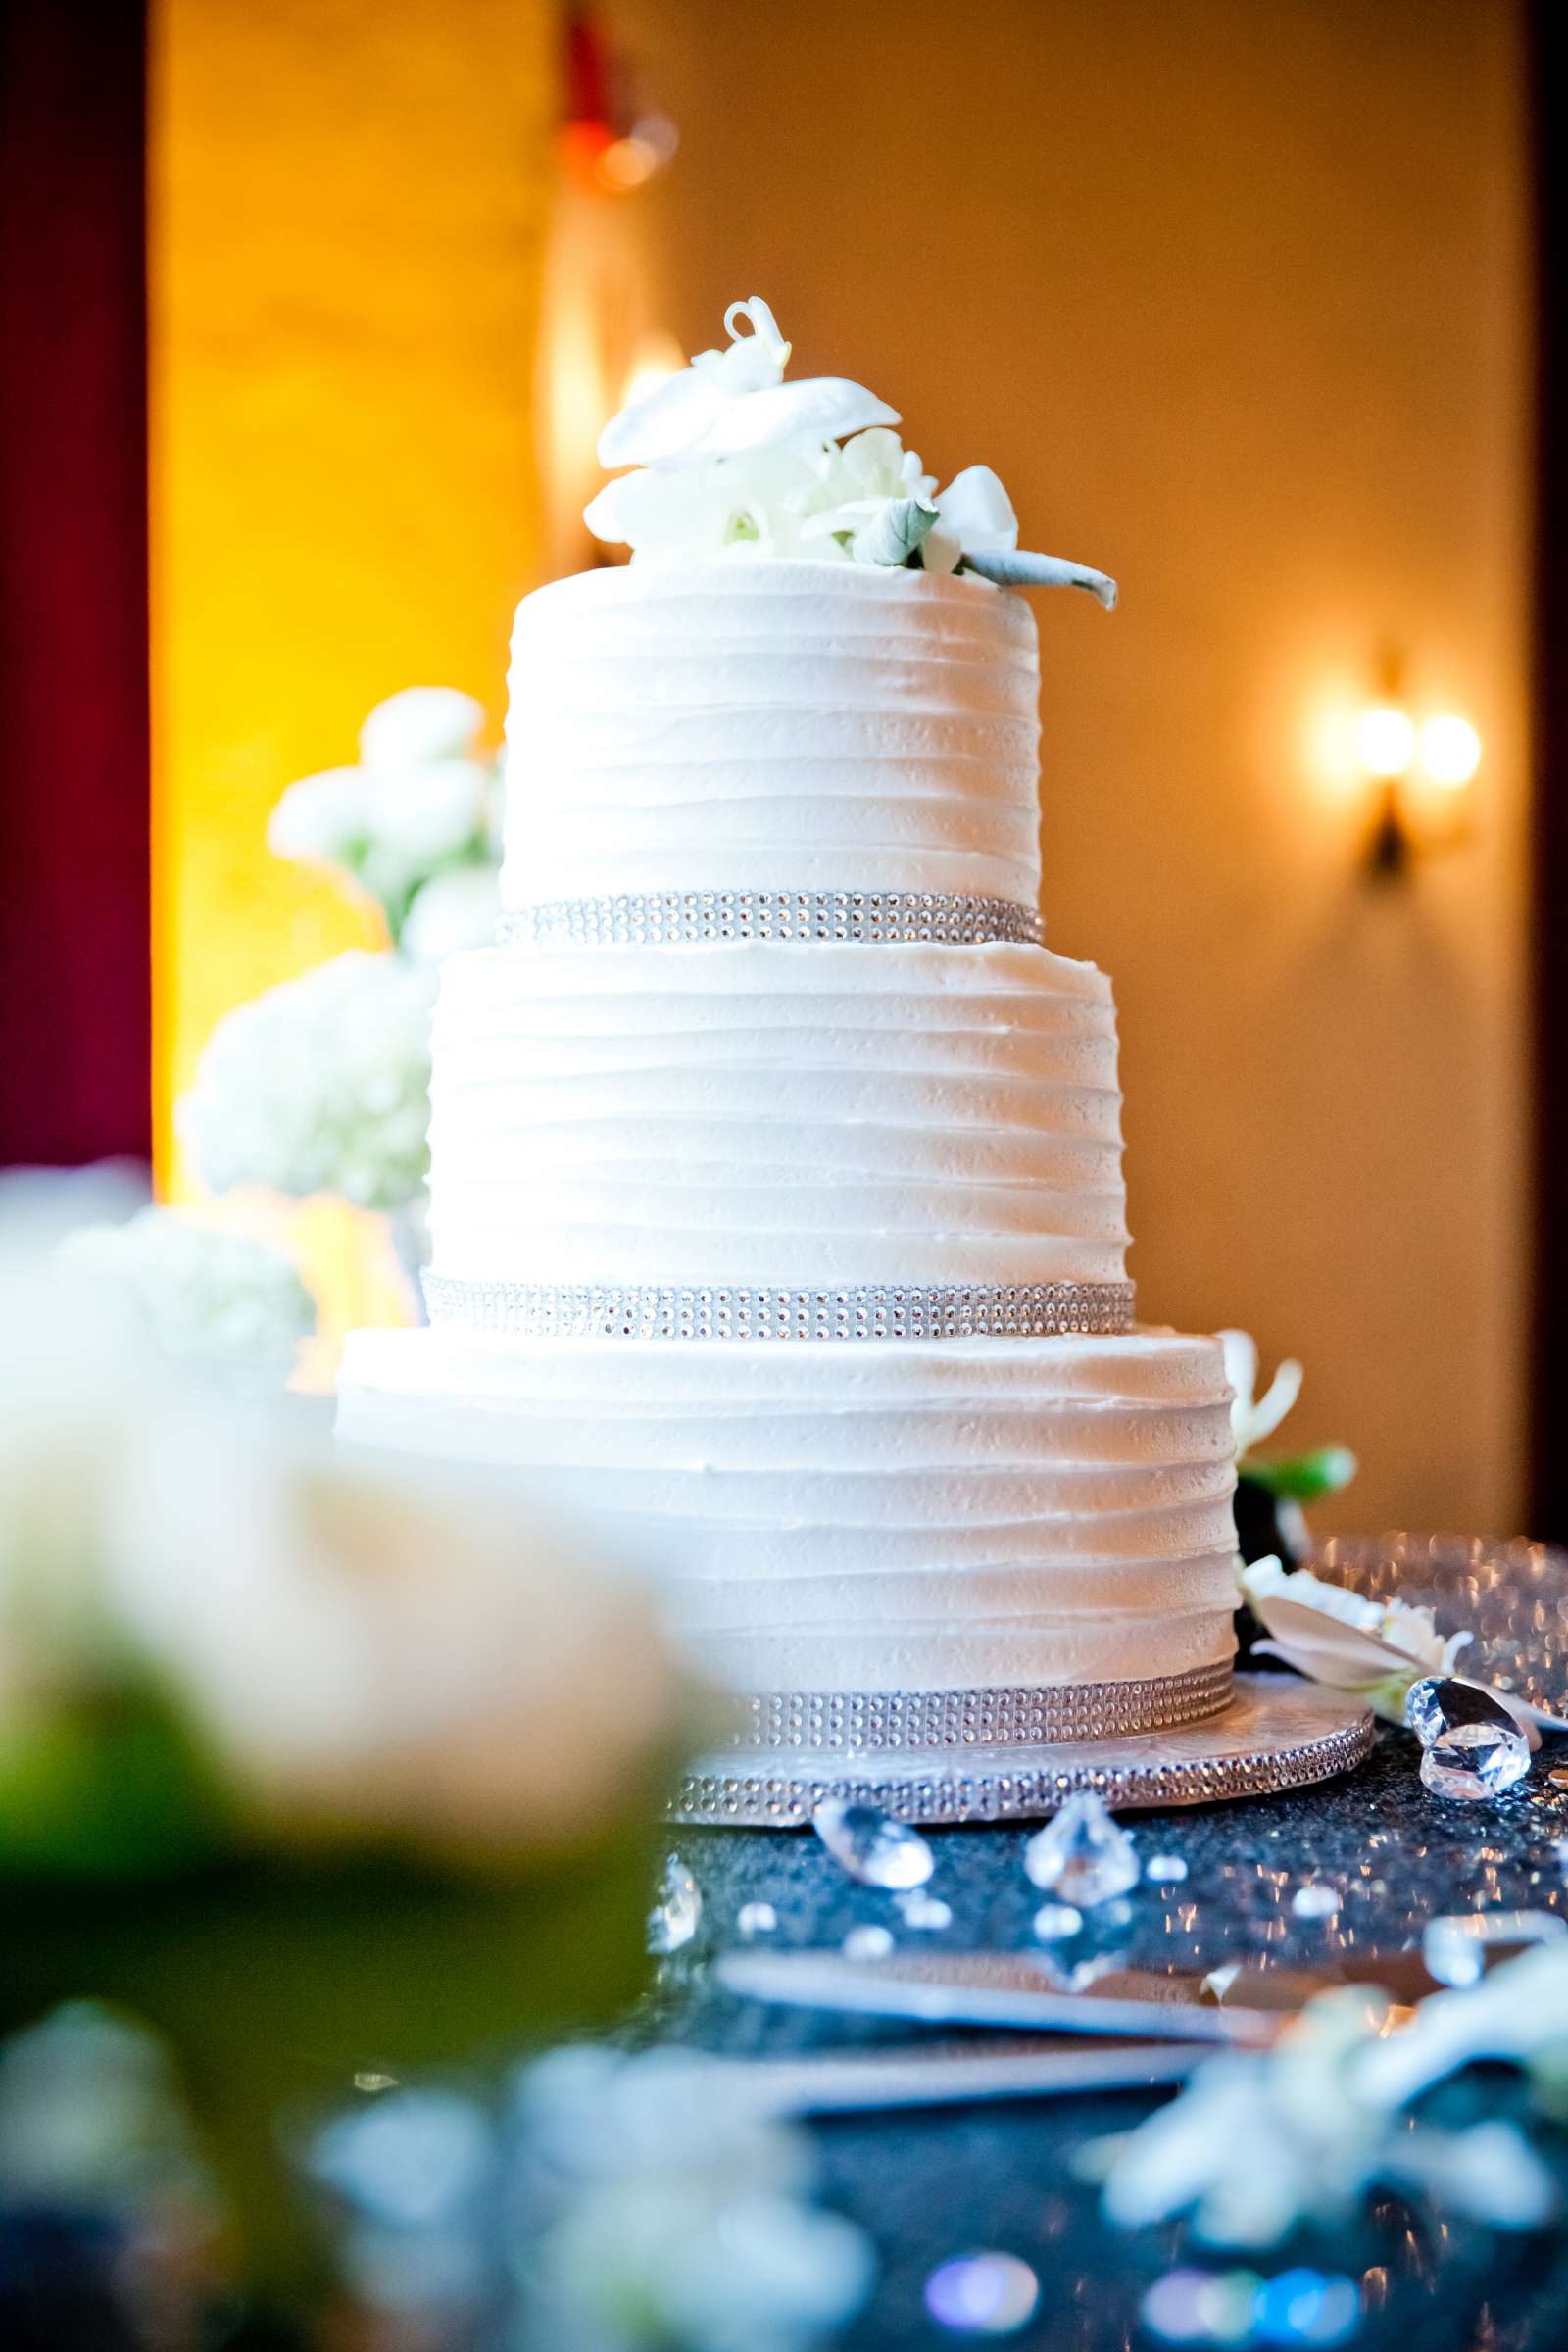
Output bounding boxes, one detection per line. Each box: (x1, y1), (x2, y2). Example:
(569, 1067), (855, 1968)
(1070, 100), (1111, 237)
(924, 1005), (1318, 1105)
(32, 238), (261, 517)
(715, 1945), (1446, 2046)
(704, 2033), (1210, 2116)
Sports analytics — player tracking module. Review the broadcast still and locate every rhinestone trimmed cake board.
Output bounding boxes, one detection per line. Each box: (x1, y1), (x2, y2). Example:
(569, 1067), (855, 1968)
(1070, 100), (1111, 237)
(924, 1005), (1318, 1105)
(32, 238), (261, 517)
(671, 1675), (1375, 1829)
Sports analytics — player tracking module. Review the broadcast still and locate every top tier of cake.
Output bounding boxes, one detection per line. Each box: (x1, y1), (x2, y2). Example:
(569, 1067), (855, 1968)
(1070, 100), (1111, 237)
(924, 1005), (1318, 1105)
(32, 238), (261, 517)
(501, 562), (1042, 912)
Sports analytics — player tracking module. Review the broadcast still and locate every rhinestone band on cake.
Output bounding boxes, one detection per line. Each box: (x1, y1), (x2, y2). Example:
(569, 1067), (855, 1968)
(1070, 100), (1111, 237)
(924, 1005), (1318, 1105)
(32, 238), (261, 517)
(495, 889), (1046, 950)
(422, 1276), (1137, 1341)
(732, 1664), (1233, 1752)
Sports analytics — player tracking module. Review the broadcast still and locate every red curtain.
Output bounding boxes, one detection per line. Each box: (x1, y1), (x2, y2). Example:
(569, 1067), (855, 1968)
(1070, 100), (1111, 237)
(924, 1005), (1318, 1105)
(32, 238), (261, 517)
(0, 0), (149, 1167)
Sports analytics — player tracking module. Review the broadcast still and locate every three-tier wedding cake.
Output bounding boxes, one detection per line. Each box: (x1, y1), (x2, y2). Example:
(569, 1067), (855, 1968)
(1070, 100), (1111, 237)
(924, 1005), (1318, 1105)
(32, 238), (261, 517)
(338, 299), (1239, 1741)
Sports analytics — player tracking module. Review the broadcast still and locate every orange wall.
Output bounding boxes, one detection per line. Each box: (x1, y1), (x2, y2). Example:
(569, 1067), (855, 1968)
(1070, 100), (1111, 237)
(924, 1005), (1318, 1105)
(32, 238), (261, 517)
(617, 0), (1531, 1533)
(149, 0), (555, 1185)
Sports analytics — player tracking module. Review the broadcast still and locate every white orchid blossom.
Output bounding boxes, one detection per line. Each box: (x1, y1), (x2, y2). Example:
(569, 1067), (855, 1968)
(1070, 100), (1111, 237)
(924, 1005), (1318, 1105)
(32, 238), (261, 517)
(401, 864), (502, 965)
(1238, 1554), (1476, 1727)
(268, 686), (500, 939)
(1219, 1328), (1304, 1461)
(598, 297), (896, 471)
(358, 686), (484, 769)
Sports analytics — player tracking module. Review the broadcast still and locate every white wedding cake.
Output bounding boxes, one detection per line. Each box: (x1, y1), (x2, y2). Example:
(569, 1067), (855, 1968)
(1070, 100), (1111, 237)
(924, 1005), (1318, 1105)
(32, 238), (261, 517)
(338, 301), (1238, 1739)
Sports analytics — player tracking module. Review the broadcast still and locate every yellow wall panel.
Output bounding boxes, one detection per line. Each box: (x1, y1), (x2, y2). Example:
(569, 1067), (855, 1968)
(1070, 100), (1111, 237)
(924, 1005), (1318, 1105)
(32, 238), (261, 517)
(149, 0), (556, 1185)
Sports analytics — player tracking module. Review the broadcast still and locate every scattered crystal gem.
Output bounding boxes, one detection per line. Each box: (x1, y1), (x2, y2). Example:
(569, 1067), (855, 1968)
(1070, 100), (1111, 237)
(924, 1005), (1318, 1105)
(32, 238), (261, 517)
(923, 2251), (1041, 2334)
(812, 1798), (934, 1889)
(1405, 1675), (1521, 1748)
(1032, 1902), (1085, 1942)
(1146, 1853), (1189, 1884)
(1420, 1720), (1532, 1800)
(1023, 1792), (1140, 1905)
(1422, 1908), (1568, 1986)
(842, 1924), (896, 1962)
(736, 1901), (779, 1939)
(897, 1889), (954, 1932)
(646, 1853), (702, 1953)
(1291, 1884), (1342, 1920)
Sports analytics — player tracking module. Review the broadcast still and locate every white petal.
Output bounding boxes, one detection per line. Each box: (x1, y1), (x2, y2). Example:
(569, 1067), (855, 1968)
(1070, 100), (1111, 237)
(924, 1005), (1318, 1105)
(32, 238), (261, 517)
(1249, 1358), (1303, 1446)
(699, 377), (899, 458)
(938, 464), (1018, 555)
(917, 522), (964, 575)
(1218, 1329), (1258, 1414)
(598, 368), (727, 468)
(583, 466), (694, 546)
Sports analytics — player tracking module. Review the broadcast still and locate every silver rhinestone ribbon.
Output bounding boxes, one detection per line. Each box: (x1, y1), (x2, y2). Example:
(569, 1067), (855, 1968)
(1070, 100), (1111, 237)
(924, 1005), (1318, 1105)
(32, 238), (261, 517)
(495, 890), (1044, 950)
(730, 1664), (1233, 1752)
(422, 1276), (1136, 1340)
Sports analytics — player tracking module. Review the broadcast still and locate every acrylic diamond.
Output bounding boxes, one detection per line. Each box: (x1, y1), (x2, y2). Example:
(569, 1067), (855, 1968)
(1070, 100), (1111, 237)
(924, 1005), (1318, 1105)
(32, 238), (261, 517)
(812, 1799), (934, 1889)
(1406, 1675), (1521, 1748)
(1419, 1720), (1531, 1800)
(646, 1853), (702, 1952)
(1024, 1792), (1140, 1906)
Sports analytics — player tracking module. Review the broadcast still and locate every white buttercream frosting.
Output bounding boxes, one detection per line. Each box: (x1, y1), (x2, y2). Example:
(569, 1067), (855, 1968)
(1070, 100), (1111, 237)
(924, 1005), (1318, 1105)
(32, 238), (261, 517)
(337, 1329), (1238, 1693)
(423, 939), (1128, 1290)
(502, 562), (1042, 909)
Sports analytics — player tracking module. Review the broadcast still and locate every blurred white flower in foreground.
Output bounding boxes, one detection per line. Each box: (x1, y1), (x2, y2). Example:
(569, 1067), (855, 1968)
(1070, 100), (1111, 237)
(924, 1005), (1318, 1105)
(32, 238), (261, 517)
(516, 2045), (875, 2352)
(269, 687), (497, 939)
(1238, 1555), (1472, 1726)
(113, 1435), (683, 1854)
(1097, 1970), (1557, 2249)
(62, 1207), (315, 1394)
(181, 951), (435, 1212)
(0, 1179), (696, 1866)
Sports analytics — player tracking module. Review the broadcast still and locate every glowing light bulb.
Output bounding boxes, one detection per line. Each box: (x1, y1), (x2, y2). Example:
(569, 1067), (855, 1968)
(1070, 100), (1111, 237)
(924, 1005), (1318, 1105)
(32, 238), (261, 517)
(1353, 704), (1416, 779)
(1420, 713), (1482, 789)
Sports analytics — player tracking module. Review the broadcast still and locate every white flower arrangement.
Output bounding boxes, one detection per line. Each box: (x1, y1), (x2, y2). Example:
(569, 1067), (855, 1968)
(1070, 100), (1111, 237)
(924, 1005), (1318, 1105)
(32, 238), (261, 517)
(268, 686), (501, 944)
(1, 1189), (697, 1865)
(61, 1207), (315, 1395)
(586, 295), (1117, 605)
(180, 950), (436, 1212)
(1096, 1971), (1559, 2249)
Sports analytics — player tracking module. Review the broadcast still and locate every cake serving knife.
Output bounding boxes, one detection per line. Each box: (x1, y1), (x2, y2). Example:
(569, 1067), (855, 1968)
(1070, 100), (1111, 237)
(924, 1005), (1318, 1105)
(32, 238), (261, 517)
(715, 1945), (1450, 2046)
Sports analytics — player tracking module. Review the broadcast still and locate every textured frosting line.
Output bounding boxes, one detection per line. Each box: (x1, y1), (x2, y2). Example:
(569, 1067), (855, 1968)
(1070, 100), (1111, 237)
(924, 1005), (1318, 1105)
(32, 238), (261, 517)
(424, 940), (1129, 1289)
(502, 562), (1042, 907)
(336, 1328), (1239, 1694)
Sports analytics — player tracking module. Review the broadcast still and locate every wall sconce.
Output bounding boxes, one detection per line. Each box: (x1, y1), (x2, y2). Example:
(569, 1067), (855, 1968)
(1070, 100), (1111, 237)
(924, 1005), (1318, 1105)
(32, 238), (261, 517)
(1356, 651), (1481, 882)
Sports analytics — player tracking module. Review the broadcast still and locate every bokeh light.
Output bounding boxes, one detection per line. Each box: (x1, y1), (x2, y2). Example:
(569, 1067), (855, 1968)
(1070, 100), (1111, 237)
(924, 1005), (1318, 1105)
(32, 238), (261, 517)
(1352, 704), (1416, 778)
(1420, 712), (1483, 788)
(923, 2251), (1042, 2334)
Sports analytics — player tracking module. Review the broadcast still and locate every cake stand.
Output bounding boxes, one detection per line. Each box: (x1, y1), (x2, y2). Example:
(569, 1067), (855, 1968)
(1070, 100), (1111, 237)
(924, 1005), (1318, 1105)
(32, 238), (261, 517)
(670, 1674), (1373, 1829)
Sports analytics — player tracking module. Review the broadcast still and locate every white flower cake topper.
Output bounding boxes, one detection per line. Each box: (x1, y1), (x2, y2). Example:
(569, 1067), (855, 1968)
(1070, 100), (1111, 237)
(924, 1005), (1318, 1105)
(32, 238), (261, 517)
(587, 295), (1117, 605)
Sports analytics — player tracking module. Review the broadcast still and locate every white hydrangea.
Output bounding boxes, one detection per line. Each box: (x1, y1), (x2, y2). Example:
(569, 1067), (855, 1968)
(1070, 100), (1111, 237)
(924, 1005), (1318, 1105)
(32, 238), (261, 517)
(180, 951), (435, 1211)
(62, 1209), (315, 1395)
(268, 686), (497, 935)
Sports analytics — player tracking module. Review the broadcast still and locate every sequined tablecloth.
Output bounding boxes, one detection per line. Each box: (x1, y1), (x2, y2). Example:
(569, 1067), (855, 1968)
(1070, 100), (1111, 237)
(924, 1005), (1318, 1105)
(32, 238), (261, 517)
(650, 1538), (1568, 2352)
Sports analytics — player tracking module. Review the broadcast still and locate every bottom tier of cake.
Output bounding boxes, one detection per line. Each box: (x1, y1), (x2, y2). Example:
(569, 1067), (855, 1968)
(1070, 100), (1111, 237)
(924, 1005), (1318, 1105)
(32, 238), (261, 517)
(336, 1325), (1239, 1711)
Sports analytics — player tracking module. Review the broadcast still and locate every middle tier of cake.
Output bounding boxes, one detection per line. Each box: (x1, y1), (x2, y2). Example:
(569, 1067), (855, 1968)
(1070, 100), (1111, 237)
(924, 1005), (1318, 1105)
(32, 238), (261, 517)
(425, 938), (1131, 1292)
